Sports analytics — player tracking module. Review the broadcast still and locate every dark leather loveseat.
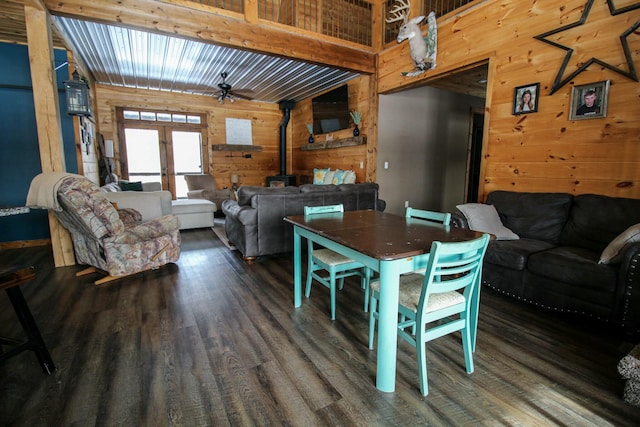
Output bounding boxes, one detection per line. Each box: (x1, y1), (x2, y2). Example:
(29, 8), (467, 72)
(222, 183), (385, 261)
(453, 191), (640, 337)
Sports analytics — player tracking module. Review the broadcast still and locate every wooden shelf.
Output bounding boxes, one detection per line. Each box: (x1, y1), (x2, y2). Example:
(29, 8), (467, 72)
(211, 144), (262, 152)
(301, 136), (366, 151)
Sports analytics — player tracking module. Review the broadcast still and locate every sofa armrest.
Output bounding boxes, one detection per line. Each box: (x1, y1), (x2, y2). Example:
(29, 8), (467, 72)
(222, 199), (257, 225)
(615, 242), (640, 336)
(187, 189), (206, 199)
(109, 214), (180, 243)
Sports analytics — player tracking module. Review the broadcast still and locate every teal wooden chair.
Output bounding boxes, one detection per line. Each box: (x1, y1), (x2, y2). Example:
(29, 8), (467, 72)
(304, 204), (368, 320)
(362, 208), (452, 312)
(368, 233), (490, 396)
(405, 207), (451, 225)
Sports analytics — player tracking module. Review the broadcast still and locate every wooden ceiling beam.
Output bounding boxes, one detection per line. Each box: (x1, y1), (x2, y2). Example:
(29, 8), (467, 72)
(42, 0), (376, 74)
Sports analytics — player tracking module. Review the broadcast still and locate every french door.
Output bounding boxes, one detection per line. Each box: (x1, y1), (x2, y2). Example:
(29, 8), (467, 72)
(117, 109), (208, 198)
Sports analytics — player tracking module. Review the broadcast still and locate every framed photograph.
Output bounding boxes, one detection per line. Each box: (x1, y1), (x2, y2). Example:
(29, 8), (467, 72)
(570, 80), (610, 120)
(512, 83), (540, 115)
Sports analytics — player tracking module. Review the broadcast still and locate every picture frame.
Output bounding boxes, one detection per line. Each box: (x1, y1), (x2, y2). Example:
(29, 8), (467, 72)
(569, 80), (610, 120)
(512, 83), (540, 115)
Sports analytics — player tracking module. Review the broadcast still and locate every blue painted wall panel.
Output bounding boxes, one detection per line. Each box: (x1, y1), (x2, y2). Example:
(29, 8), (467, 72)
(0, 43), (78, 242)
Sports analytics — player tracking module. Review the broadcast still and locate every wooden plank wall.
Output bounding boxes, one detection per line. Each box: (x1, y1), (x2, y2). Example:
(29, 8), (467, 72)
(95, 84), (283, 188)
(291, 75), (375, 183)
(378, 0), (640, 200)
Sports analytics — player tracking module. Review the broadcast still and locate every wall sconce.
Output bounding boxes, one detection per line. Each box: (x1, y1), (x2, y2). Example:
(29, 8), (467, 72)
(231, 174), (239, 191)
(63, 69), (91, 116)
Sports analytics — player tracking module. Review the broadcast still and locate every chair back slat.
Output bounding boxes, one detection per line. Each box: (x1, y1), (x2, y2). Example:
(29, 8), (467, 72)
(418, 235), (490, 314)
(406, 207), (451, 225)
(304, 204), (344, 216)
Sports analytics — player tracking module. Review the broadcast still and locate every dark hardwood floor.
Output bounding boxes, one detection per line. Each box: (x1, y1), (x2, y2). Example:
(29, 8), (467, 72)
(1, 228), (639, 426)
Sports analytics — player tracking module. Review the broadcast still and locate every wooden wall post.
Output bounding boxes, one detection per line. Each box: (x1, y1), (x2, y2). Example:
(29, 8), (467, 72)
(24, 2), (76, 267)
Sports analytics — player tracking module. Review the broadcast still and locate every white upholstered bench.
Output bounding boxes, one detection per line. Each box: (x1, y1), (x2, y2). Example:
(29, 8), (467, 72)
(171, 199), (216, 230)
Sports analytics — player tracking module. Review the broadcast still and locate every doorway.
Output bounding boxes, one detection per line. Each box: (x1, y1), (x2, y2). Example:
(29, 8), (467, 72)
(466, 108), (484, 203)
(117, 109), (208, 198)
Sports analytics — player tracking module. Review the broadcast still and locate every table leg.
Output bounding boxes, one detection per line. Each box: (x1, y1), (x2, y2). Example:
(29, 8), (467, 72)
(5, 287), (56, 375)
(376, 261), (401, 392)
(293, 227), (302, 308)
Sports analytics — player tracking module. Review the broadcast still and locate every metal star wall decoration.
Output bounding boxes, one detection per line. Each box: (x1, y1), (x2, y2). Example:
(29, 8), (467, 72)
(534, 0), (640, 94)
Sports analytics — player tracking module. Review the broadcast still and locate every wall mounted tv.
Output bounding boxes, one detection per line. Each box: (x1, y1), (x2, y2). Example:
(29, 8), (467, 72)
(312, 84), (349, 135)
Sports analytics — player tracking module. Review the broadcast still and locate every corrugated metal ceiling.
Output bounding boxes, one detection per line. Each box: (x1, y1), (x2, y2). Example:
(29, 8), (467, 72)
(54, 16), (360, 103)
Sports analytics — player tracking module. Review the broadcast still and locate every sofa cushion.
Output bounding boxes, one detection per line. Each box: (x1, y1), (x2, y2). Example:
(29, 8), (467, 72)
(599, 223), (640, 264)
(331, 169), (347, 184)
(527, 246), (617, 292)
(299, 184), (338, 193)
(456, 203), (519, 240)
(486, 191), (573, 243)
(237, 185), (299, 206)
(560, 194), (640, 253)
(485, 239), (555, 271)
(313, 168), (330, 184)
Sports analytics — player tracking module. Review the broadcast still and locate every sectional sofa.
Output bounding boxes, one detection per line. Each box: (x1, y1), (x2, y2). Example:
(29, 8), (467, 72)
(221, 183), (385, 261)
(453, 191), (640, 337)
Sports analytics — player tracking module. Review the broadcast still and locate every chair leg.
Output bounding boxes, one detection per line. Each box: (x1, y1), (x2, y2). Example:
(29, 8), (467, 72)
(305, 252), (314, 298)
(416, 334), (429, 396)
(76, 267), (97, 277)
(305, 269), (313, 298)
(461, 325), (475, 374)
(363, 268), (370, 312)
(368, 294), (378, 349)
(330, 270), (337, 320)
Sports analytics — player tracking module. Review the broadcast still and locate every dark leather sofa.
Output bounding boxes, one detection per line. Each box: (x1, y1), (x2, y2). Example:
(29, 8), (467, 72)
(221, 183), (385, 261)
(452, 191), (640, 337)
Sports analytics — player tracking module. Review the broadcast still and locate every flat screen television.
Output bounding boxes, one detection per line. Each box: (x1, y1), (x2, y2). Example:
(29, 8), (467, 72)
(312, 84), (349, 135)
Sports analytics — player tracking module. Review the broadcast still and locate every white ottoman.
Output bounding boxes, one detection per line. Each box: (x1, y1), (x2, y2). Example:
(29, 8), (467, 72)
(171, 199), (216, 230)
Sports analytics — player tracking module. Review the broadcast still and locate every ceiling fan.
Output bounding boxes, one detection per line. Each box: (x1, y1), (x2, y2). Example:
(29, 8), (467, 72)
(214, 72), (253, 104)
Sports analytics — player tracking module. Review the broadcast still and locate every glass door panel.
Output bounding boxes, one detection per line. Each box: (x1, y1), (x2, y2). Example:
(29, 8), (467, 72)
(172, 130), (203, 198)
(124, 128), (162, 184)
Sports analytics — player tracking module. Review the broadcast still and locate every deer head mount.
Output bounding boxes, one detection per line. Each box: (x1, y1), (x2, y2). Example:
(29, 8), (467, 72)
(386, 0), (437, 77)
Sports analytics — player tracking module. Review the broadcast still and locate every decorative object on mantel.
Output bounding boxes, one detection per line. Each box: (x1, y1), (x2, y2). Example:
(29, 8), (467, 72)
(231, 174), (239, 191)
(534, 0), (639, 95)
(386, 0), (437, 77)
(350, 111), (362, 136)
(306, 123), (314, 144)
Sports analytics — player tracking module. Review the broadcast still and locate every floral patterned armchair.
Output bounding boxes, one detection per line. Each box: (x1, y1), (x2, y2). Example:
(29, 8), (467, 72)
(30, 174), (181, 285)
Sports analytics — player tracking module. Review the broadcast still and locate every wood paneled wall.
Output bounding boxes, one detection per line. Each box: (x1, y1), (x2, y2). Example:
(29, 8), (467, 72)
(378, 0), (640, 200)
(95, 84), (283, 188)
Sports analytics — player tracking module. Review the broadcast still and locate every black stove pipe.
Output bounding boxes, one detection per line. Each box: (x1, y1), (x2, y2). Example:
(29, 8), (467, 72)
(278, 100), (296, 177)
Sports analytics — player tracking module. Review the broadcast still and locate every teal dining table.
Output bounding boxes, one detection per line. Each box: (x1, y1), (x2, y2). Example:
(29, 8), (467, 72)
(284, 209), (483, 392)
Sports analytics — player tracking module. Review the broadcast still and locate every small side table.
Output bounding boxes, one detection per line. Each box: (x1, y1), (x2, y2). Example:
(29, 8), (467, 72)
(0, 265), (56, 375)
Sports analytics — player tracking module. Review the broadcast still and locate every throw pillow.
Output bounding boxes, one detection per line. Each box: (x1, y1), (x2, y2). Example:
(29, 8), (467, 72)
(332, 169), (347, 185)
(456, 203), (519, 240)
(343, 170), (356, 184)
(313, 168), (330, 185)
(120, 181), (144, 191)
(599, 223), (640, 264)
(323, 170), (335, 185)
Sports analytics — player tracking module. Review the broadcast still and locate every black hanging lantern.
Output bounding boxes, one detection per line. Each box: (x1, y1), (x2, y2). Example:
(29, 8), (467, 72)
(63, 69), (91, 116)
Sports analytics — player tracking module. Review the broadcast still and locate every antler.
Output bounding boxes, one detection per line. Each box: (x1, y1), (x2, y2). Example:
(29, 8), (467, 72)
(385, 0), (410, 24)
